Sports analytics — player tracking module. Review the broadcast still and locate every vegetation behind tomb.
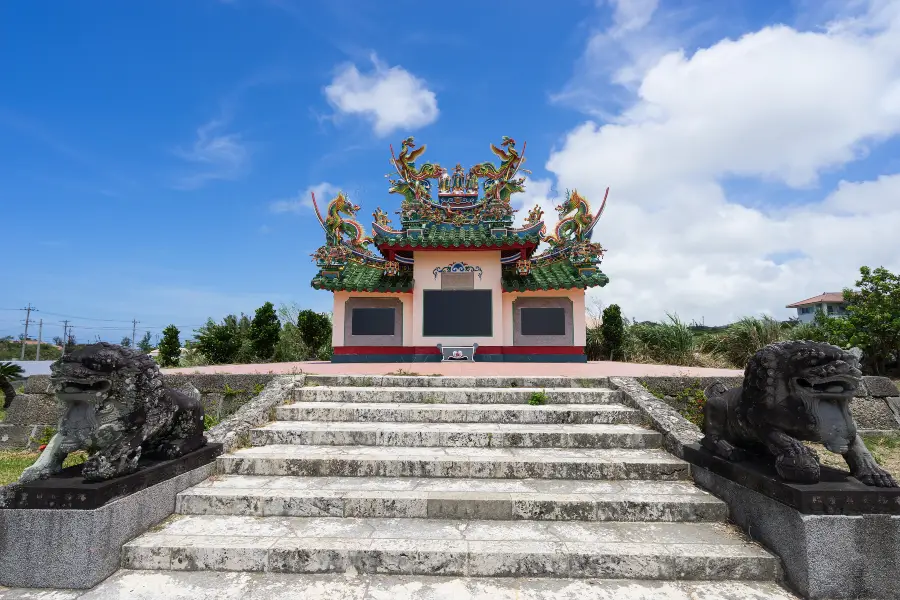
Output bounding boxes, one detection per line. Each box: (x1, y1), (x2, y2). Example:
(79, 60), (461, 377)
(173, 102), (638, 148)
(178, 302), (333, 367)
(587, 265), (900, 377)
(0, 339), (63, 361)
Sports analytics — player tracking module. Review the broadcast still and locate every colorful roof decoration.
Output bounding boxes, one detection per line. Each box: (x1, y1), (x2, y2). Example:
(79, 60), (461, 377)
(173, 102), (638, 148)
(309, 137), (609, 293)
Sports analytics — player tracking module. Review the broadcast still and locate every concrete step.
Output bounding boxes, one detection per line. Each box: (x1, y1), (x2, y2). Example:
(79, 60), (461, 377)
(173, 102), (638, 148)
(295, 386), (622, 405)
(177, 475), (727, 522)
(250, 422), (661, 449)
(218, 445), (690, 480)
(94, 570), (800, 599)
(122, 515), (779, 580)
(276, 402), (642, 424)
(304, 375), (612, 389)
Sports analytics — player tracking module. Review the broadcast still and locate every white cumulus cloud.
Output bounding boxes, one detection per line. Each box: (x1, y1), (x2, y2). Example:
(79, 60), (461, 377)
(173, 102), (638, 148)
(546, 2), (900, 324)
(323, 54), (439, 137)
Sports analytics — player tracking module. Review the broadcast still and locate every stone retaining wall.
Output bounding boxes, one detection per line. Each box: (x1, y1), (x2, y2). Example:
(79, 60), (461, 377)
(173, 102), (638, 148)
(0, 373), (278, 450)
(637, 375), (900, 433)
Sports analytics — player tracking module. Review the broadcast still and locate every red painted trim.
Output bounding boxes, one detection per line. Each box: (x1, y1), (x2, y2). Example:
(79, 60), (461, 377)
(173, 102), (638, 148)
(334, 346), (441, 355)
(334, 346), (584, 355)
(376, 243), (538, 253)
(478, 346), (586, 355)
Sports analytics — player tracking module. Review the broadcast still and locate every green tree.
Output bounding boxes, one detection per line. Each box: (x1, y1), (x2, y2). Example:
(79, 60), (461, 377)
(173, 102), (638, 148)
(843, 266), (900, 375)
(194, 315), (243, 364)
(600, 304), (626, 360)
(137, 331), (154, 352)
(249, 302), (281, 360)
(1, 362), (24, 410)
(158, 325), (182, 367)
(296, 310), (332, 360)
(120, 336), (132, 348)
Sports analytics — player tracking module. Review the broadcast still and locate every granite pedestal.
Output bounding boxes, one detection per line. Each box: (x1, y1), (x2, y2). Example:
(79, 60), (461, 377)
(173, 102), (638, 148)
(686, 443), (900, 599)
(0, 445), (221, 589)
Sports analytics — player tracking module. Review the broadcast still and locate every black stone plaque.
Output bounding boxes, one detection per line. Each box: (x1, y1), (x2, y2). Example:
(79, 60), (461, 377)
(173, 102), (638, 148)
(684, 442), (900, 515)
(521, 307), (566, 336)
(4, 443), (223, 510)
(423, 290), (492, 337)
(351, 307), (395, 336)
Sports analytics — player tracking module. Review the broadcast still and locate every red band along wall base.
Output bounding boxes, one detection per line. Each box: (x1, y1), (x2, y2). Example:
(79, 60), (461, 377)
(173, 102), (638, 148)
(331, 346), (587, 362)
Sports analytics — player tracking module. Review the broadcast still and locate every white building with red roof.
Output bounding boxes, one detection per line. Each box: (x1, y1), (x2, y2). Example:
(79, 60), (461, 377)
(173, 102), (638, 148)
(786, 292), (848, 323)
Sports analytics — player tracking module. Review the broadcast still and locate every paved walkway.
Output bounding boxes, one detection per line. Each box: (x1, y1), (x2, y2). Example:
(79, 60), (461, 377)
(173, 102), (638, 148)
(163, 360), (741, 378)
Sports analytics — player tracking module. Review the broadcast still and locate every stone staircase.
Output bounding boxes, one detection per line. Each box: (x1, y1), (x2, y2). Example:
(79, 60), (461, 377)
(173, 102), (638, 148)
(122, 376), (791, 595)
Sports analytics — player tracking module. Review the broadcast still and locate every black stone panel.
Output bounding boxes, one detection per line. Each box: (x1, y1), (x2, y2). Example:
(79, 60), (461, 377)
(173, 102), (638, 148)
(351, 307), (395, 336)
(5, 443), (223, 510)
(521, 307), (566, 336)
(422, 290), (492, 337)
(684, 442), (900, 515)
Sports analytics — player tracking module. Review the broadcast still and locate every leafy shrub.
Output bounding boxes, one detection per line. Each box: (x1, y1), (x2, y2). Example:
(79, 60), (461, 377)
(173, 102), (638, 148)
(158, 325), (181, 368)
(297, 310), (332, 360)
(194, 315), (243, 364)
(249, 302), (281, 360)
(528, 390), (549, 405)
(600, 304), (626, 360)
(203, 414), (221, 431)
(673, 386), (707, 428)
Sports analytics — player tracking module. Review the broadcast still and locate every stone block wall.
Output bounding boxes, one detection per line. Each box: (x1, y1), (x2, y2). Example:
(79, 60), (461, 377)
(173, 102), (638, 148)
(638, 375), (900, 433)
(0, 373), (278, 450)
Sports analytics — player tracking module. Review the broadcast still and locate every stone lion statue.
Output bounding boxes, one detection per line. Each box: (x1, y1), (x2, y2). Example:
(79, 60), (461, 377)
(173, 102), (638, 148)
(19, 343), (206, 483)
(701, 340), (897, 487)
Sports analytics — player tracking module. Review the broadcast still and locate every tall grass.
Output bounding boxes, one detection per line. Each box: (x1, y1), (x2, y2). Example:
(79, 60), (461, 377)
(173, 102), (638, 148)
(626, 314), (697, 366)
(701, 316), (785, 368)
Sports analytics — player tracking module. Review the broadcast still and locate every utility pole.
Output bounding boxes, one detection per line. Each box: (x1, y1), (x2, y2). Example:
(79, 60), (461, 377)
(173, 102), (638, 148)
(61, 320), (70, 352)
(19, 303), (36, 360)
(36, 319), (43, 360)
(132, 319), (139, 348)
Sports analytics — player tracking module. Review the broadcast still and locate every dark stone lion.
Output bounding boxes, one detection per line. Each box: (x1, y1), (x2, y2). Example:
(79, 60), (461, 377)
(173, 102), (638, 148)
(19, 343), (206, 483)
(701, 340), (898, 487)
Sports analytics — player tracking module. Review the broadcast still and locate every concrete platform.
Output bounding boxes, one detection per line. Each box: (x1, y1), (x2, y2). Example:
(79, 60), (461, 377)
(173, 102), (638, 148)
(217, 445), (691, 480)
(122, 515), (778, 580)
(0, 571), (800, 599)
(164, 361), (742, 378)
(176, 475), (727, 522)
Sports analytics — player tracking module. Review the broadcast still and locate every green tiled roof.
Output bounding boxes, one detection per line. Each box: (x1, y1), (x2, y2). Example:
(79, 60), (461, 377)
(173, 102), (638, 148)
(375, 225), (542, 249)
(311, 262), (413, 293)
(502, 260), (609, 292)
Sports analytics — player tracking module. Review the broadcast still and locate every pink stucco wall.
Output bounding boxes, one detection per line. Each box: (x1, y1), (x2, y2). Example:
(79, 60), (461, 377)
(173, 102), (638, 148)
(411, 250), (504, 346)
(332, 290), (413, 346)
(502, 289), (587, 346)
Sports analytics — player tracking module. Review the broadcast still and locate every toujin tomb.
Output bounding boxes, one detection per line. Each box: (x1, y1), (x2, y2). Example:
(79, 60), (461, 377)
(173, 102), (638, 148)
(310, 137), (609, 362)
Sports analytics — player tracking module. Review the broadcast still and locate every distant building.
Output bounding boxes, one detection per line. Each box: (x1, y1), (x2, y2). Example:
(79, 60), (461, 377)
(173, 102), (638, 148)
(786, 292), (848, 323)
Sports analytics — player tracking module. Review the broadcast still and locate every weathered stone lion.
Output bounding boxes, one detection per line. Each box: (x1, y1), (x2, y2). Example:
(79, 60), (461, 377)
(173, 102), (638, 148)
(19, 343), (206, 483)
(702, 340), (898, 487)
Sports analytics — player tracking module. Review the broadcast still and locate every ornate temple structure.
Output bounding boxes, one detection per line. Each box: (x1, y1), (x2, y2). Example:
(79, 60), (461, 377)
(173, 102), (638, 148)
(310, 136), (609, 362)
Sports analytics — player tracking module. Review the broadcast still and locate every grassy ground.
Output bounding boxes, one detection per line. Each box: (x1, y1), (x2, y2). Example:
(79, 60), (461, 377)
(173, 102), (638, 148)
(806, 435), (900, 479)
(0, 451), (87, 486)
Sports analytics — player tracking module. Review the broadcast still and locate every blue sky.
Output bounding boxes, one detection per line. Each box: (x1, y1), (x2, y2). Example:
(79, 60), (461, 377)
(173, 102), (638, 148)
(2, 0), (899, 341)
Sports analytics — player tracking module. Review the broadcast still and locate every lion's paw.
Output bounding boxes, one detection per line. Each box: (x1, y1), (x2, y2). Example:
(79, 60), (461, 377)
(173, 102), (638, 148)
(854, 465), (899, 488)
(776, 452), (821, 484)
